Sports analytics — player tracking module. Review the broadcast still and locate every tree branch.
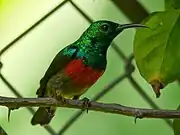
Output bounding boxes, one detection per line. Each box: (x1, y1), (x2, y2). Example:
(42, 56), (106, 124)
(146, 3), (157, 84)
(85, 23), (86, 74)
(1, 96), (180, 119)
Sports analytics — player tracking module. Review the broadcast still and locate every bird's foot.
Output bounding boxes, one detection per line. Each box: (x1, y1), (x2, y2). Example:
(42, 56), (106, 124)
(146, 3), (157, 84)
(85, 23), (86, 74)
(73, 95), (80, 100)
(81, 97), (91, 113)
(56, 95), (67, 104)
(55, 90), (67, 103)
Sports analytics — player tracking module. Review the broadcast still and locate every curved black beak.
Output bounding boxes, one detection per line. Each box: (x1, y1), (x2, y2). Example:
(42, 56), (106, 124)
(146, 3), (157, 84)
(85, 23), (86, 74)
(116, 23), (149, 32)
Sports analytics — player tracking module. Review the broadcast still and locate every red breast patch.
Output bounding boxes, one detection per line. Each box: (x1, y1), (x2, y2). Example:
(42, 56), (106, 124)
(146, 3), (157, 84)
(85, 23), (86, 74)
(64, 59), (104, 87)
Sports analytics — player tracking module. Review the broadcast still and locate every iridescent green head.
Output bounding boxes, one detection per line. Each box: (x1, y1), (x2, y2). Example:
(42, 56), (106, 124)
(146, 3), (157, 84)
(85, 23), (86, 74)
(80, 20), (147, 48)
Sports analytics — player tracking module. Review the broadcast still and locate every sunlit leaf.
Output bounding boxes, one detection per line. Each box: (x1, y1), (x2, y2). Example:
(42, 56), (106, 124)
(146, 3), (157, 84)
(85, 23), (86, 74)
(173, 0), (180, 9)
(165, 0), (173, 9)
(133, 9), (180, 97)
(165, 0), (180, 10)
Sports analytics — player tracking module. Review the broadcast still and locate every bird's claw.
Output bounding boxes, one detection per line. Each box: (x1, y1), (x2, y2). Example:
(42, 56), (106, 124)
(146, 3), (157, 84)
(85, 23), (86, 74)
(81, 97), (91, 113)
(56, 95), (67, 103)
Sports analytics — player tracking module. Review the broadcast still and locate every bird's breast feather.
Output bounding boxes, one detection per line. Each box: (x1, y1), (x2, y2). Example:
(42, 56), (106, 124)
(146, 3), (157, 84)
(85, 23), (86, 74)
(64, 59), (104, 87)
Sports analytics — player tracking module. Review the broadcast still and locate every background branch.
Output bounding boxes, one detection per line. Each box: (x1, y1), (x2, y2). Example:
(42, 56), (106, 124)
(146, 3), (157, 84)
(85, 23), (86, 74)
(1, 96), (180, 119)
(0, 126), (7, 135)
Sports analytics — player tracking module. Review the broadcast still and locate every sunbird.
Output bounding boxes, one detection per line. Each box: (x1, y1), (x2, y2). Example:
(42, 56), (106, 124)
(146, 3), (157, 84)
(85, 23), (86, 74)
(31, 20), (147, 126)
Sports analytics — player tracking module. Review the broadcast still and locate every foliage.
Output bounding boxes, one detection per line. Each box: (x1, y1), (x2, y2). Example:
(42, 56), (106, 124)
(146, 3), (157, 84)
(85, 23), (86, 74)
(134, 0), (180, 134)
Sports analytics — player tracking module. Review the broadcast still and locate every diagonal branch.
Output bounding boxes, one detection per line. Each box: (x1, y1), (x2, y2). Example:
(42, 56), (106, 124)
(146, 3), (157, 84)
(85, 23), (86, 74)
(0, 126), (8, 135)
(1, 96), (180, 119)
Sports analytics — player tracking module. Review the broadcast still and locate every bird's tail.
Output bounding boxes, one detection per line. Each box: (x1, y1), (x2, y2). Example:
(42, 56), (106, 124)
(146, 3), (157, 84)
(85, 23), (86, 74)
(31, 107), (56, 126)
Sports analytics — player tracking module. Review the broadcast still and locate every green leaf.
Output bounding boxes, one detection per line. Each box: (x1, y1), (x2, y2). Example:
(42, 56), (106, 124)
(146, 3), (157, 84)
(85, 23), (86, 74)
(133, 9), (180, 97)
(165, 0), (180, 10)
(173, 0), (180, 9)
(165, 0), (173, 10)
(173, 105), (180, 135)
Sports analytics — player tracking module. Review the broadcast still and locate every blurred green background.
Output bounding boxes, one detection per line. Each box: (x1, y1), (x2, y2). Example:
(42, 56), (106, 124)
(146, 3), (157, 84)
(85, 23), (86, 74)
(0, 0), (180, 135)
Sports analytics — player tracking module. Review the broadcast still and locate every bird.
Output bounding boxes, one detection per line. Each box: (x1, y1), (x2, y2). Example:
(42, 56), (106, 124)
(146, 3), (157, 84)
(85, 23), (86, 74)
(31, 20), (147, 126)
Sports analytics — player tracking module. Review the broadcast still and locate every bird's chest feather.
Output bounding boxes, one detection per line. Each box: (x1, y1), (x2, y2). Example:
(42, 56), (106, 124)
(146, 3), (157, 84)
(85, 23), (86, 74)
(64, 59), (104, 87)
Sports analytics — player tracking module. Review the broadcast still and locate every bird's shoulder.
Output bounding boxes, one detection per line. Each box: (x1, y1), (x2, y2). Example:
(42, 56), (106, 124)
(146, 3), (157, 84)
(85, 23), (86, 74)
(36, 45), (79, 97)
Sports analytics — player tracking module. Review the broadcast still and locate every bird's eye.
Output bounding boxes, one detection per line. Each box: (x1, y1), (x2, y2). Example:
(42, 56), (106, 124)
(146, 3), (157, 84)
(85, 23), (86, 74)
(100, 24), (109, 32)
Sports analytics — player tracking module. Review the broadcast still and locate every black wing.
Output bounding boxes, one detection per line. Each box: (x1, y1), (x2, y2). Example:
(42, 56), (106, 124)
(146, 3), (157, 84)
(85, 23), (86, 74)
(36, 45), (78, 97)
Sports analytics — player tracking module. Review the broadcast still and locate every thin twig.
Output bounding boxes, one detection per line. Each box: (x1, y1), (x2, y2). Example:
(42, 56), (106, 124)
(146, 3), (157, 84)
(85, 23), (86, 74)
(0, 96), (180, 119)
(128, 75), (173, 127)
